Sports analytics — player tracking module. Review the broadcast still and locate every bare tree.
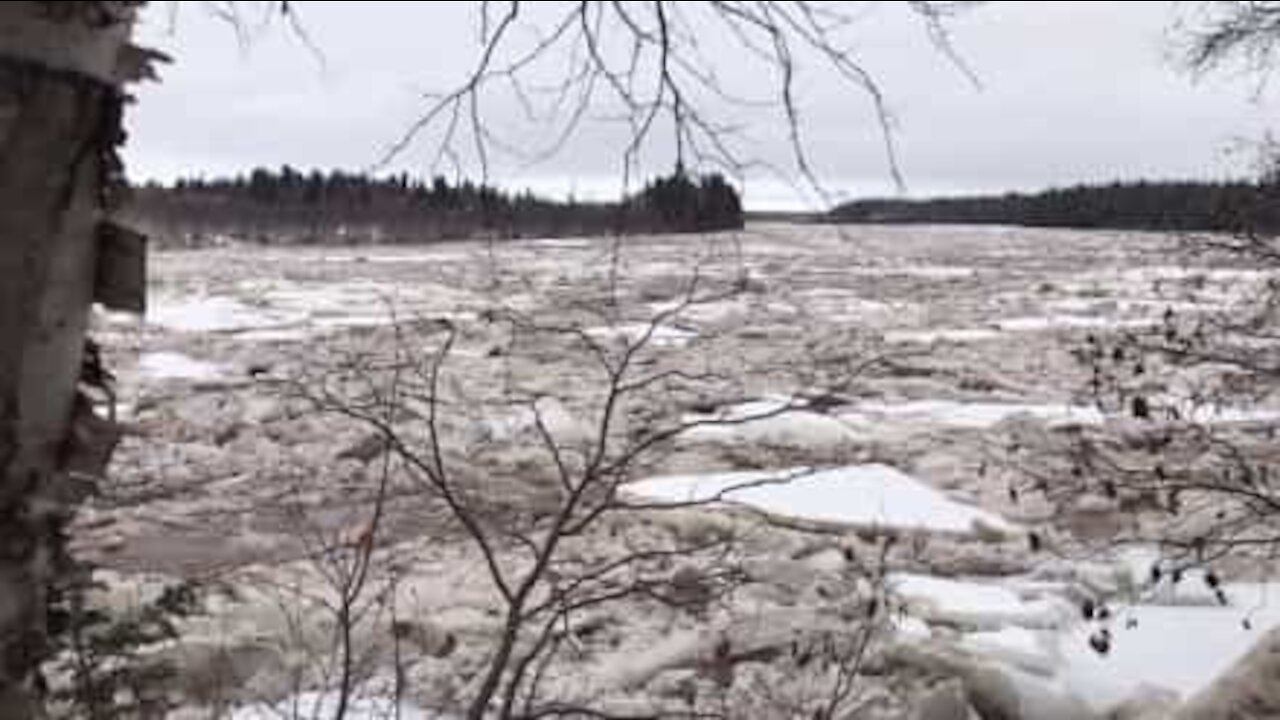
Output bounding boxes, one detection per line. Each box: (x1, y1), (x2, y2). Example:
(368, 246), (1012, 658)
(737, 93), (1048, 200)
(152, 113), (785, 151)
(271, 263), (896, 719)
(1180, 0), (1280, 83)
(0, 3), (162, 714)
(994, 3), (1280, 665)
(381, 1), (979, 195)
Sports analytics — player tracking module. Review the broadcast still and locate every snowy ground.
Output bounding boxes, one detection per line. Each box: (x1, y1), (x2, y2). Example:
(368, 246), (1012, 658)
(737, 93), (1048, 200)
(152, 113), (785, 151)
(80, 224), (1280, 718)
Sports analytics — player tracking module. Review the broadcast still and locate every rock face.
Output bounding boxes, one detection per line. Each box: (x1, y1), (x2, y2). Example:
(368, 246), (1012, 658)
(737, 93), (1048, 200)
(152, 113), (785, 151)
(1173, 628), (1280, 720)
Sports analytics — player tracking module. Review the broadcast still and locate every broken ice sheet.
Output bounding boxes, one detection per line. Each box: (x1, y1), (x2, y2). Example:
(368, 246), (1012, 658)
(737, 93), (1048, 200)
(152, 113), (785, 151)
(627, 464), (1015, 536)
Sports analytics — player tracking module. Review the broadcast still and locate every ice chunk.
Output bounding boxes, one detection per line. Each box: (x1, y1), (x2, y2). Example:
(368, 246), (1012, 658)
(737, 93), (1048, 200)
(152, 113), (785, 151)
(148, 296), (302, 333)
(843, 400), (1104, 430)
(890, 573), (1067, 630)
(138, 352), (224, 381)
(230, 692), (429, 720)
(1056, 583), (1280, 710)
(627, 464), (1015, 535)
(584, 323), (699, 348)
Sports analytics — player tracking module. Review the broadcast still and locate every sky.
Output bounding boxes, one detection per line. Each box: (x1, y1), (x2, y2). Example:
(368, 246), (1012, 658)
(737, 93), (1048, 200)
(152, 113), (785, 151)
(125, 1), (1280, 210)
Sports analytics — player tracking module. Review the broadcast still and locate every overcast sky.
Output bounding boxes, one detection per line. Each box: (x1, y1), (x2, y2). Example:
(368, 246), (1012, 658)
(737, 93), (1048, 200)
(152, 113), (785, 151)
(125, 1), (1280, 210)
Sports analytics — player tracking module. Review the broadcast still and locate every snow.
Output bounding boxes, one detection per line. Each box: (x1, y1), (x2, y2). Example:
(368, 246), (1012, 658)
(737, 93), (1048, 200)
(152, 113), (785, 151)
(679, 398), (862, 448)
(885, 328), (1002, 344)
(648, 298), (750, 325)
(259, 282), (409, 317)
(310, 313), (401, 330)
(888, 573), (1280, 711)
(997, 315), (1154, 333)
(316, 252), (464, 264)
(138, 352), (225, 381)
(1056, 583), (1280, 710)
(148, 296), (302, 333)
(93, 304), (142, 326)
(1184, 406), (1280, 424)
(231, 328), (311, 343)
(844, 400), (1105, 430)
(149, 279), (480, 340)
(890, 573), (1067, 630)
(885, 316), (1153, 344)
(1112, 266), (1272, 285)
(961, 626), (1057, 675)
(482, 398), (591, 445)
(846, 265), (977, 280)
(230, 691), (430, 720)
(791, 290), (909, 322)
(525, 237), (595, 249)
(627, 464), (1015, 535)
(892, 614), (933, 640)
(584, 323), (699, 348)
(124, 234), (1280, 715)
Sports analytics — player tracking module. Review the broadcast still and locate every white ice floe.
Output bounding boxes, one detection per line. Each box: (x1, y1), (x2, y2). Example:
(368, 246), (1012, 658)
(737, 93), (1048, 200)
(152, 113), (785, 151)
(890, 573), (1068, 631)
(627, 464), (1014, 535)
(892, 614), (933, 640)
(137, 352), (225, 381)
(996, 315), (1155, 333)
(845, 265), (978, 280)
(231, 691), (430, 720)
(230, 328), (311, 343)
(648, 297), (751, 325)
(886, 315), (1154, 345)
(150, 279), (480, 341)
(961, 626), (1058, 675)
(843, 400), (1105, 430)
(148, 296), (303, 333)
(584, 323), (699, 348)
(481, 398), (592, 446)
(259, 281), (413, 316)
(790, 289), (910, 322)
(92, 304), (142, 326)
(1056, 583), (1280, 711)
(680, 398), (862, 449)
(524, 237), (595, 249)
(1111, 265), (1273, 285)
(314, 251), (468, 264)
(841, 398), (1276, 432)
(309, 313), (402, 330)
(885, 328), (1002, 344)
(1181, 405), (1280, 425)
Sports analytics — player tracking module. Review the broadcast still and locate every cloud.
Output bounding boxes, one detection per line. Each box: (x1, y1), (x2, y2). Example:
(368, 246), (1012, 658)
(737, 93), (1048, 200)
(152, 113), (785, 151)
(124, 1), (1280, 209)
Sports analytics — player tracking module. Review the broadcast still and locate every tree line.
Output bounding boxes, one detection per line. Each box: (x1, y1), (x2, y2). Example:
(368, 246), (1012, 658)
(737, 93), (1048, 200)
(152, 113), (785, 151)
(830, 179), (1280, 233)
(127, 166), (743, 247)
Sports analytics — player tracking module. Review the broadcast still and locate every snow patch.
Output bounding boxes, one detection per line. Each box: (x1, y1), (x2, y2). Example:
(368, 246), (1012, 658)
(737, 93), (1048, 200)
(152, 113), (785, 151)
(885, 328), (1002, 344)
(585, 323), (699, 348)
(148, 296), (300, 333)
(997, 315), (1154, 333)
(844, 400), (1104, 430)
(890, 573), (1068, 630)
(1056, 583), (1280, 710)
(230, 692), (430, 720)
(231, 328), (311, 343)
(138, 352), (225, 381)
(627, 464), (1015, 535)
(680, 398), (862, 448)
(846, 265), (977, 280)
(961, 626), (1057, 675)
